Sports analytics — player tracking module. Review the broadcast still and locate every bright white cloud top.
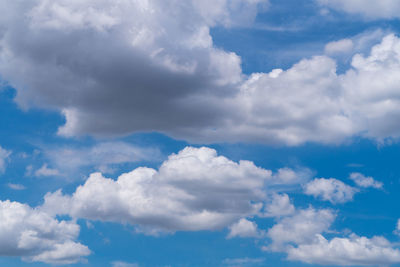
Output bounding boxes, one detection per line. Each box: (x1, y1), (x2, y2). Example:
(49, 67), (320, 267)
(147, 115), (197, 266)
(0, 200), (90, 264)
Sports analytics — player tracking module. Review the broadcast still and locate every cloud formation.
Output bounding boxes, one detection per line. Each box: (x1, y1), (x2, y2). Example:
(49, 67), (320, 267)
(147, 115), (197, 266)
(0, 200), (89, 264)
(227, 218), (264, 239)
(41, 147), (306, 233)
(288, 234), (400, 266)
(266, 207), (400, 266)
(304, 178), (357, 204)
(349, 173), (383, 189)
(2, 2), (400, 145)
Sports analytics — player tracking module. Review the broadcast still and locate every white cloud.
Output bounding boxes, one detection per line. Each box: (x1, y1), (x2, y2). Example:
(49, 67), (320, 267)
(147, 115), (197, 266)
(1, 1), (400, 146)
(266, 208), (336, 251)
(0, 0), (265, 141)
(317, 0), (400, 19)
(42, 147), (270, 232)
(349, 172), (383, 189)
(41, 146), (306, 233)
(325, 39), (354, 55)
(7, 183), (26, 190)
(227, 218), (264, 239)
(0, 200), (89, 264)
(265, 207), (400, 266)
(3, 3), (400, 146)
(287, 234), (400, 266)
(262, 193), (295, 217)
(34, 163), (60, 177)
(0, 146), (11, 174)
(37, 142), (161, 176)
(271, 168), (312, 185)
(304, 178), (357, 204)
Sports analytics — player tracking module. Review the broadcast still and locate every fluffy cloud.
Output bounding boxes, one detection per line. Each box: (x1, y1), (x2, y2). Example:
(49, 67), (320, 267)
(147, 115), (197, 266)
(0, 200), (89, 264)
(0, 0), (263, 141)
(0, 146), (11, 174)
(262, 193), (295, 217)
(266, 208), (336, 251)
(42, 147), (270, 232)
(287, 234), (400, 266)
(304, 178), (357, 204)
(349, 173), (383, 189)
(266, 207), (400, 266)
(324, 39), (354, 55)
(227, 218), (264, 239)
(41, 146), (306, 233)
(317, 0), (400, 19)
(2, 2), (400, 145)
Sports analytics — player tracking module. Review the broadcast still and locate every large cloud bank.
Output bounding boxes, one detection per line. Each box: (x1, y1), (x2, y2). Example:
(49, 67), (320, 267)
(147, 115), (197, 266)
(1, 1), (400, 145)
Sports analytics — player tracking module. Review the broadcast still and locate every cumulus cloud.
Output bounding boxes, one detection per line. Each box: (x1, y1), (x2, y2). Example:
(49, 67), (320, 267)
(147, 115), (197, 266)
(304, 178), (357, 204)
(265, 207), (400, 266)
(2, 2), (400, 145)
(227, 218), (264, 239)
(41, 146), (306, 233)
(287, 234), (400, 266)
(0, 200), (89, 264)
(0, 146), (11, 174)
(317, 0), (400, 19)
(349, 173), (383, 189)
(262, 193), (295, 217)
(266, 208), (336, 251)
(0, 0), (264, 141)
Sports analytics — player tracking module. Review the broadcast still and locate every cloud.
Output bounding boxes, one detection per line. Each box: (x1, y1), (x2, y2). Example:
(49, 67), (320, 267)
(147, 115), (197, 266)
(34, 163), (60, 177)
(0, 146), (11, 174)
(266, 208), (336, 251)
(0, 0), (264, 141)
(2, 2), (400, 145)
(287, 234), (400, 266)
(112, 261), (139, 267)
(34, 142), (161, 177)
(7, 183), (26, 190)
(317, 0), (400, 19)
(0, 0), (400, 145)
(262, 193), (295, 217)
(349, 173), (383, 189)
(0, 199), (89, 264)
(304, 178), (357, 204)
(325, 39), (354, 55)
(223, 257), (265, 267)
(41, 146), (306, 233)
(227, 218), (264, 239)
(265, 207), (400, 266)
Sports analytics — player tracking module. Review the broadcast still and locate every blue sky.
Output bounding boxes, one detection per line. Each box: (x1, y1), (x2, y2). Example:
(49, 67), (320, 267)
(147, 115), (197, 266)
(1, 0), (400, 266)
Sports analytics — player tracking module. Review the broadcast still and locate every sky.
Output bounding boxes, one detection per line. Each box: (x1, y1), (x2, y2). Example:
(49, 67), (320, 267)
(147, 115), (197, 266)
(2, 0), (400, 266)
